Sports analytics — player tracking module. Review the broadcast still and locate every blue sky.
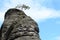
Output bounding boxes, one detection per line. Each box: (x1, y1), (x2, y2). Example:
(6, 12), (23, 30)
(0, 0), (60, 40)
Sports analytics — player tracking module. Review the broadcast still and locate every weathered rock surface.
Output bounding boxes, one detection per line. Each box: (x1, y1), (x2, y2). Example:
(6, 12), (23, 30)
(0, 8), (41, 40)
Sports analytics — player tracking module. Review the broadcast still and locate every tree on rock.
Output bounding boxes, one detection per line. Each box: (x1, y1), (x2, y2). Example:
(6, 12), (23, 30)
(15, 4), (30, 10)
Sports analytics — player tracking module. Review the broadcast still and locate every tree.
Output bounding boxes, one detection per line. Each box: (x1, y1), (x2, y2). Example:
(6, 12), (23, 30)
(15, 4), (30, 10)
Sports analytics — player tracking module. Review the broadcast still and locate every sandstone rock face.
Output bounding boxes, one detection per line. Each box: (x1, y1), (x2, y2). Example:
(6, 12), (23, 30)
(0, 8), (41, 40)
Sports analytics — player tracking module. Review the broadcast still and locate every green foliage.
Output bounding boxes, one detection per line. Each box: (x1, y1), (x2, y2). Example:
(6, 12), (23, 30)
(15, 4), (30, 10)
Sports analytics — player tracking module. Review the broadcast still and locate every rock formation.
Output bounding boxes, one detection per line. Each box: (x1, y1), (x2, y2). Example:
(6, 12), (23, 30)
(0, 8), (41, 40)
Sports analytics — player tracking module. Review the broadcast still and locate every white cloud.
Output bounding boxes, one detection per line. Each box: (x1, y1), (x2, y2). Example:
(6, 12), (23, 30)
(53, 36), (60, 40)
(0, 0), (60, 22)
(25, 7), (60, 21)
(0, 12), (4, 22)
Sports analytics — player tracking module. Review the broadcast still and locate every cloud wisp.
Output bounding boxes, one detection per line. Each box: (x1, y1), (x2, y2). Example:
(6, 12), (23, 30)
(0, 12), (4, 22)
(52, 36), (60, 40)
